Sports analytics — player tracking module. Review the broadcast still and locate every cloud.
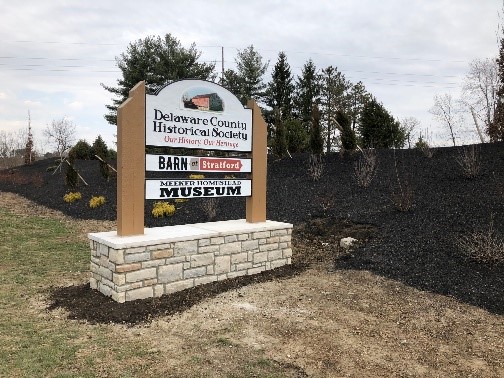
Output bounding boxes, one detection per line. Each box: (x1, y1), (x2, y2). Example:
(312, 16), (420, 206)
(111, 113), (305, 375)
(23, 100), (42, 107)
(64, 100), (84, 110)
(0, 0), (500, 147)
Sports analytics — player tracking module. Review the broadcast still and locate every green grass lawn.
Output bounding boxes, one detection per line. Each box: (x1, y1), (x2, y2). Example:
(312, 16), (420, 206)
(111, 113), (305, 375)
(0, 206), (293, 378)
(0, 207), (157, 377)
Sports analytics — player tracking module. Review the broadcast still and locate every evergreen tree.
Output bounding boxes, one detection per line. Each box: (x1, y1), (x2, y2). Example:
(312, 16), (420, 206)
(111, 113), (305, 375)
(320, 66), (352, 152)
(223, 45), (269, 105)
(70, 139), (92, 160)
(221, 69), (242, 100)
(91, 135), (108, 159)
(92, 135), (111, 180)
(348, 81), (371, 131)
(309, 104), (324, 154)
(491, 26), (504, 141)
(24, 113), (34, 165)
(285, 118), (308, 153)
(102, 34), (216, 125)
(294, 59), (321, 132)
(65, 150), (79, 189)
(336, 110), (357, 151)
(265, 51), (294, 119)
(490, 100), (504, 141)
(272, 108), (288, 157)
(359, 98), (406, 148)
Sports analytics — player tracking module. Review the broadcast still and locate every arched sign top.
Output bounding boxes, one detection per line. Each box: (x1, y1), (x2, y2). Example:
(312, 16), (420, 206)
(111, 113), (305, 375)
(146, 79), (252, 152)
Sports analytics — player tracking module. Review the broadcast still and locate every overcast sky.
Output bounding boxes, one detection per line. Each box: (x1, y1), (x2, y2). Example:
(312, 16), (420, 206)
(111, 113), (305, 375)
(0, 0), (501, 151)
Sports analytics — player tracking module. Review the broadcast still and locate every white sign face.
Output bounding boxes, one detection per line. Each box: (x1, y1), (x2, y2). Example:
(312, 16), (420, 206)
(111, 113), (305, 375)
(146, 179), (251, 199)
(146, 80), (252, 152)
(146, 154), (252, 173)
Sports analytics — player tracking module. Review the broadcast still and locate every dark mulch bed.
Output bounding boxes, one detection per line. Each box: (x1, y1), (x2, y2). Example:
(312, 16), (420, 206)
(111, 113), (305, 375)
(1, 142), (504, 319)
(47, 263), (308, 325)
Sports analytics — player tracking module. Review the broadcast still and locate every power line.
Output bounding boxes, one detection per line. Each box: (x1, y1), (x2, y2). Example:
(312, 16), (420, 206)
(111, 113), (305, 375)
(0, 40), (471, 89)
(7, 40), (121, 46)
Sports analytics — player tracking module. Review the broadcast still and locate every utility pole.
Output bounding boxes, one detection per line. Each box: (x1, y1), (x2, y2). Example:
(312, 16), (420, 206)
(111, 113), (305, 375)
(221, 46), (225, 84)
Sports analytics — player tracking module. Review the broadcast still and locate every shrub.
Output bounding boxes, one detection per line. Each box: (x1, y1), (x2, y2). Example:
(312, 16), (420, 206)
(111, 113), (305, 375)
(70, 140), (92, 160)
(389, 151), (414, 212)
(99, 160), (111, 181)
(200, 198), (218, 221)
(152, 201), (176, 217)
(336, 110), (357, 151)
(317, 194), (334, 217)
(457, 214), (504, 264)
(309, 104), (324, 154)
(107, 149), (117, 160)
(65, 163), (79, 189)
(63, 192), (82, 203)
(175, 198), (189, 203)
(354, 148), (377, 188)
(189, 174), (205, 180)
(89, 196), (106, 208)
(456, 145), (480, 179)
(272, 109), (288, 158)
(91, 135), (108, 160)
(285, 118), (308, 153)
(308, 154), (324, 181)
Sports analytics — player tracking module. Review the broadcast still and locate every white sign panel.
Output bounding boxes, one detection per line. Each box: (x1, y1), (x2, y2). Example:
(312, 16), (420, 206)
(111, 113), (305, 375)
(145, 179), (252, 199)
(146, 80), (252, 152)
(145, 154), (251, 173)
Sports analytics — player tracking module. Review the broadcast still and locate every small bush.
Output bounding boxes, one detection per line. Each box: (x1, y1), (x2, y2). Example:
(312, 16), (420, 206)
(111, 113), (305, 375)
(65, 163), (79, 189)
(175, 198), (189, 204)
(201, 198), (218, 221)
(317, 194), (334, 217)
(354, 148), (377, 188)
(389, 151), (414, 212)
(63, 192), (82, 203)
(189, 174), (205, 180)
(457, 214), (504, 264)
(70, 140), (92, 160)
(415, 134), (434, 158)
(308, 154), (324, 181)
(91, 135), (108, 160)
(89, 196), (106, 208)
(456, 145), (480, 179)
(99, 160), (111, 181)
(152, 201), (176, 217)
(390, 182), (414, 212)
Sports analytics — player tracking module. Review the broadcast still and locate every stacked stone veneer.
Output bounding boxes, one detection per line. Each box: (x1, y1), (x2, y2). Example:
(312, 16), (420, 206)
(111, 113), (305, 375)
(89, 219), (292, 303)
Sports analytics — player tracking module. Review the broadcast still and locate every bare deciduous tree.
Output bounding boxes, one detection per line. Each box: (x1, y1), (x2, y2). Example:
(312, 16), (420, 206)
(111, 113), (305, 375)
(461, 58), (499, 141)
(44, 117), (76, 160)
(401, 117), (420, 148)
(0, 128), (27, 158)
(430, 93), (460, 146)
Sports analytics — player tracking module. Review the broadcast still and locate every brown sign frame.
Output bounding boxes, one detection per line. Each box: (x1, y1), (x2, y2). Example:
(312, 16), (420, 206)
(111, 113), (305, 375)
(116, 81), (267, 236)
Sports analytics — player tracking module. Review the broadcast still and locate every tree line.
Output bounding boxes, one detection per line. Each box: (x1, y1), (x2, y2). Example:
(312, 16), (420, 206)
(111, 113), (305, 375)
(102, 34), (407, 155)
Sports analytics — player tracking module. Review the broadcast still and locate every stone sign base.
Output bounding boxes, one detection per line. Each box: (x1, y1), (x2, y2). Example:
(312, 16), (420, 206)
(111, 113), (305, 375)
(88, 220), (293, 303)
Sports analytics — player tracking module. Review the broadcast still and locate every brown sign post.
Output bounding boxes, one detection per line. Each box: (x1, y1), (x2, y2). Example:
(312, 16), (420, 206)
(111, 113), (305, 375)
(116, 81), (267, 236)
(117, 81), (145, 236)
(246, 99), (267, 223)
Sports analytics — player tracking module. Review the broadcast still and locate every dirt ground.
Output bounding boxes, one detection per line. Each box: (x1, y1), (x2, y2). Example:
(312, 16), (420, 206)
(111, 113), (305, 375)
(2, 192), (503, 377)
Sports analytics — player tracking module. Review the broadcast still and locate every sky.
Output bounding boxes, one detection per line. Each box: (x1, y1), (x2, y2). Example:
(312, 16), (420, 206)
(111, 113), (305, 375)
(0, 0), (501, 152)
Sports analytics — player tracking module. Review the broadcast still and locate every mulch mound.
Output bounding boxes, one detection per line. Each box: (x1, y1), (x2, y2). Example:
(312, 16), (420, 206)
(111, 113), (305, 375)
(2, 142), (504, 320)
(47, 264), (307, 325)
